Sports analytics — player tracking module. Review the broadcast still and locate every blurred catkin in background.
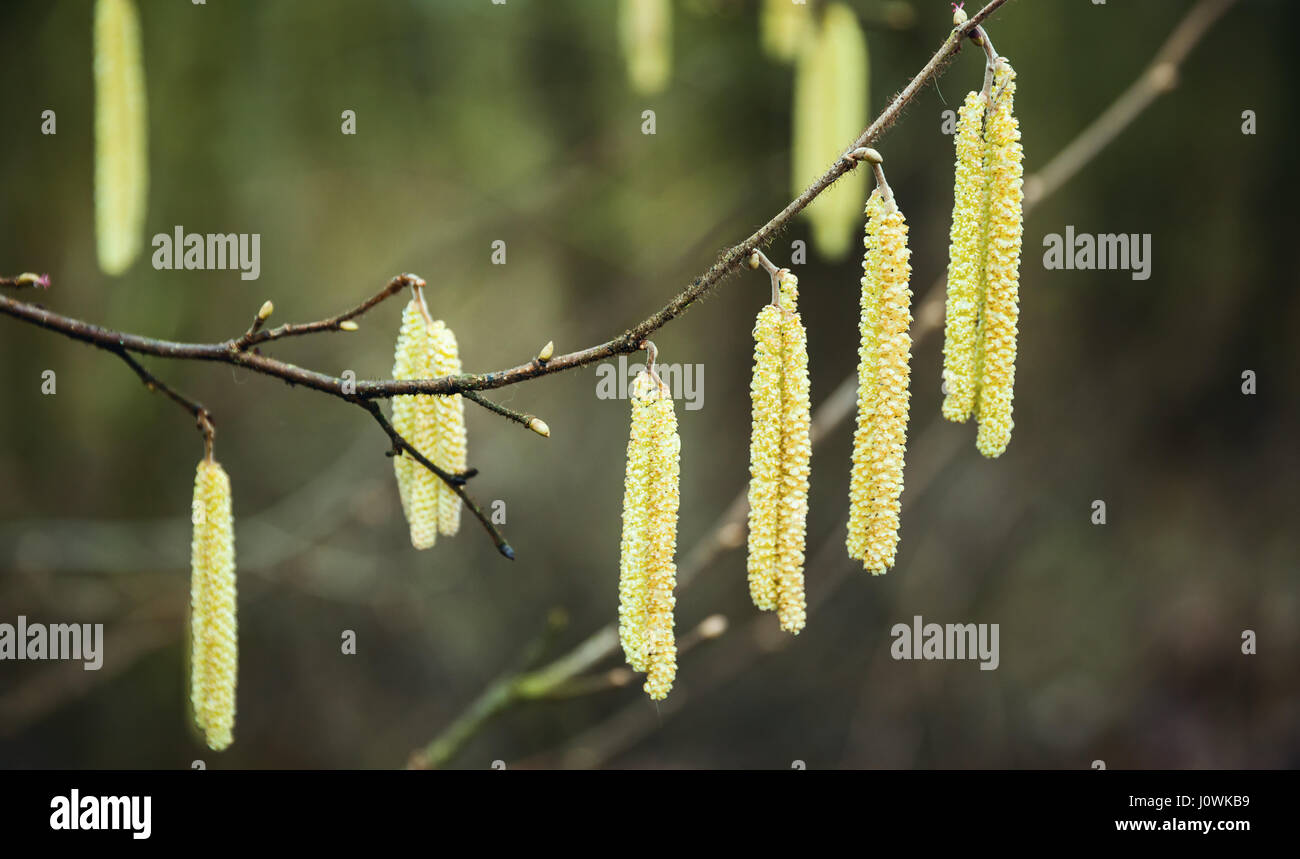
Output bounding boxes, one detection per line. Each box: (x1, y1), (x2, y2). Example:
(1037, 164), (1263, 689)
(92, 0), (148, 276)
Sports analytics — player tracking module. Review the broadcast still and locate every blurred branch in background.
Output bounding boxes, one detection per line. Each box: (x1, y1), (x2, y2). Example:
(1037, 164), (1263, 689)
(409, 0), (1238, 769)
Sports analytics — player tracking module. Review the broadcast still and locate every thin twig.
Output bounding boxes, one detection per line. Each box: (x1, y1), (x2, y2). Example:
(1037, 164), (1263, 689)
(107, 347), (214, 456)
(352, 399), (510, 560)
(461, 391), (549, 438)
(235, 273), (420, 351)
(0, 272), (50, 290)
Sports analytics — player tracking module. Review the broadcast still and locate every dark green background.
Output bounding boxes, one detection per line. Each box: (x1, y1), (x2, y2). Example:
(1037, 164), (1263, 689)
(0, 0), (1295, 768)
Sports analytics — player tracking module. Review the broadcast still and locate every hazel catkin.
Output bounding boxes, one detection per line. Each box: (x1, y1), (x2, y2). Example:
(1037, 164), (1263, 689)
(642, 386), (680, 700)
(93, 0), (149, 276)
(430, 321), (467, 536)
(775, 272), (811, 634)
(848, 189), (913, 573)
(746, 305), (783, 613)
(846, 191), (885, 564)
(747, 270), (810, 633)
(975, 59), (1024, 459)
(392, 298), (440, 549)
(618, 0), (672, 95)
(391, 297), (470, 547)
(619, 372), (656, 672)
(942, 90), (990, 424)
(190, 457), (237, 752)
(618, 370), (679, 700)
(792, 3), (868, 260)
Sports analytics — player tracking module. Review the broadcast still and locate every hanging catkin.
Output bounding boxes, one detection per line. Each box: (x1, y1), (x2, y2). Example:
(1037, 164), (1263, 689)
(392, 298), (440, 549)
(93, 0), (149, 276)
(430, 322), (467, 536)
(975, 59), (1024, 459)
(847, 188), (913, 573)
(746, 304), (783, 613)
(618, 0), (672, 95)
(775, 271), (810, 634)
(760, 0), (811, 64)
(190, 458), (237, 751)
(941, 90), (990, 423)
(619, 372), (654, 672)
(792, 3), (868, 261)
(847, 191), (885, 564)
(618, 369), (679, 700)
(747, 271), (810, 633)
(390, 294), (470, 547)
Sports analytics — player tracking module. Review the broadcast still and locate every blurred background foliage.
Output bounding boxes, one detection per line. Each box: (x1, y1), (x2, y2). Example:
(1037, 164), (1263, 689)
(0, 0), (1296, 768)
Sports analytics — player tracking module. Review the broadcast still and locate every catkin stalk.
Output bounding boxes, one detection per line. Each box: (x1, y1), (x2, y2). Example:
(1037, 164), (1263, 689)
(190, 458), (237, 751)
(93, 0), (149, 276)
(975, 60), (1024, 459)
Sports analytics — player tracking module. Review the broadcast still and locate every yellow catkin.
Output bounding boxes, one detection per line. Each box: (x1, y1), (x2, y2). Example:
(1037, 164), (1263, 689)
(431, 322), (467, 536)
(618, 370), (679, 699)
(93, 0), (149, 276)
(848, 190), (913, 573)
(942, 91), (990, 423)
(975, 61), (1024, 459)
(746, 271), (810, 632)
(619, 0), (672, 95)
(776, 272), (810, 634)
(618, 372), (657, 672)
(793, 4), (868, 261)
(642, 382), (679, 700)
(392, 298), (439, 549)
(190, 458), (237, 752)
(847, 190), (886, 563)
(760, 0), (811, 63)
(746, 305), (783, 612)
